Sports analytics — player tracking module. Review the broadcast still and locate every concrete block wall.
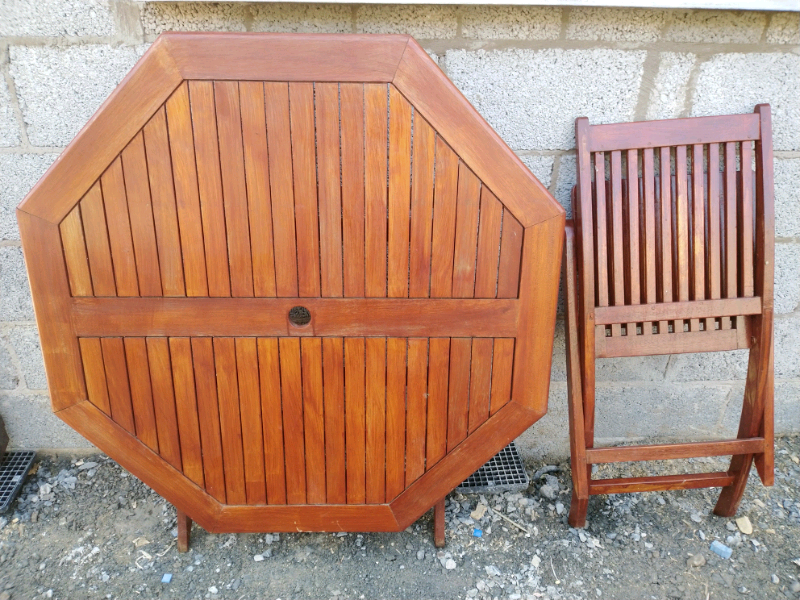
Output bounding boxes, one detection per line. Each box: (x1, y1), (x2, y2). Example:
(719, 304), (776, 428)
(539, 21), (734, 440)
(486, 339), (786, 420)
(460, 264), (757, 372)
(0, 2), (798, 458)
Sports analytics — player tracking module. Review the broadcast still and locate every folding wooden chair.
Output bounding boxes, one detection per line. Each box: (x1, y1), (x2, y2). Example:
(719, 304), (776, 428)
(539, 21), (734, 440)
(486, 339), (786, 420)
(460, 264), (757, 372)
(565, 105), (775, 528)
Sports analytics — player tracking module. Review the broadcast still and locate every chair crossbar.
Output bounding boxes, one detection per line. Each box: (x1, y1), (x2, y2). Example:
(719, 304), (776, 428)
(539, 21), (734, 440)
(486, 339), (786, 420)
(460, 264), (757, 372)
(585, 438), (765, 464)
(594, 297), (762, 325)
(596, 327), (749, 358)
(588, 472), (736, 495)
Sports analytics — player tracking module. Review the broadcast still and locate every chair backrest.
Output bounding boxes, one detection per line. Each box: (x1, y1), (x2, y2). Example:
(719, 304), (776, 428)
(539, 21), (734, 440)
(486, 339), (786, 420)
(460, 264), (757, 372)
(574, 106), (774, 358)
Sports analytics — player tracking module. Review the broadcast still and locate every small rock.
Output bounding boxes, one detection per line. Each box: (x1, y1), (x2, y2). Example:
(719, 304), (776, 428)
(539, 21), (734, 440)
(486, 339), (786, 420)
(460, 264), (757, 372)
(539, 485), (557, 500)
(208, 586), (218, 594)
(416, 550), (425, 560)
(736, 516), (753, 535)
(31, 512), (38, 523)
(687, 554), (706, 567)
(690, 513), (703, 523)
(77, 462), (98, 471)
(531, 555), (541, 569)
(0, 592), (9, 600)
(253, 554), (264, 562)
(466, 590), (478, 598)
(445, 559), (456, 570)
(771, 574), (779, 584)
(555, 502), (564, 515)
(790, 581), (800, 594)
(470, 504), (487, 520)
(726, 521), (737, 532)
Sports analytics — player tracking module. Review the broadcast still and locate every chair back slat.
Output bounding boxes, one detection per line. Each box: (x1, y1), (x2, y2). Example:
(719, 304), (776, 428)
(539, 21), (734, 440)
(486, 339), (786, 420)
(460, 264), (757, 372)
(625, 149), (641, 319)
(576, 111), (768, 353)
(740, 142), (755, 298)
(594, 153), (609, 309)
(609, 150), (625, 337)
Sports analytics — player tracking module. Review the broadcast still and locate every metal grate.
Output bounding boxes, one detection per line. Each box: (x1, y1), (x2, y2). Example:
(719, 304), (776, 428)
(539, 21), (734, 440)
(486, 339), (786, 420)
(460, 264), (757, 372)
(0, 451), (36, 513)
(457, 443), (529, 494)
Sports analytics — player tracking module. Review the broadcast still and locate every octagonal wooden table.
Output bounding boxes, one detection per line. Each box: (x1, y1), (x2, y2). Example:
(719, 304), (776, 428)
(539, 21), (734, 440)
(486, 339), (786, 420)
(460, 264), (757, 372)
(17, 33), (564, 549)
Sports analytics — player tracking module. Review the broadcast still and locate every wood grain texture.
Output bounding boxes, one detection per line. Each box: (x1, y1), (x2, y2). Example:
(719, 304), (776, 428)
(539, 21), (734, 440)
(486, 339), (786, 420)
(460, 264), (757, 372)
(385, 338), (407, 501)
(124, 337), (159, 452)
(190, 81), (230, 298)
(340, 83), (366, 298)
(60, 206), (93, 297)
(409, 116), (435, 298)
(301, 337), (326, 505)
(264, 82), (298, 297)
(489, 338), (514, 416)
(215, 81), (254, 298)
(345, 338), (366, 504)
(474, 188), (503, 298)
(101, 337), (136, 434)
(452, 164), (481, 298)
(79, 337), (110, 415)
(258, 338), (286, 505)
(388, 86), (412, 299)
(323, 338), (347, 504)
(73, 297), (518, 339)
(143, 106), (185, 297)
(446, 338), (471, 451)
(79, 183), (116, 297)
(166, 33), (409, 83)
(165, 82), (208, 297)
(430, 138), (459, 298)
(213, 338), (246, 505)
(191, 337), (226, 503)
(290, 82), (321, 298)
(169, 337), (204, 487)
(279, 338), (306, 505)
(316, 82), (344, 299)
(426, 338), (449, 468)
(101, 158), (139, 297)
(365, 337), (386, 504)
(496, 211), (523, 299)
(147, 338), (182, 470)
(405, 338), (428, 485)
(239, 82), (277, 298)
(236, 338), (266, 504)
(122, 132), (162, 297)
(364, 84), (388, 298)
(467, 338), (493, 433)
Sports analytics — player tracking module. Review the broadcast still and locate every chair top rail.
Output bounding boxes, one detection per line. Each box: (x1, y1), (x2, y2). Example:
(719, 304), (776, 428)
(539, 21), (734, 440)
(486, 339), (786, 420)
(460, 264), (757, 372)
(585, 113), (761, 153)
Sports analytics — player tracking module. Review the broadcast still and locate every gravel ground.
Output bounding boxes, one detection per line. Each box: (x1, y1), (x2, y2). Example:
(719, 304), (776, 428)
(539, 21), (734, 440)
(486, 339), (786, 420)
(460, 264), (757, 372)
(0, 435), (798, 600)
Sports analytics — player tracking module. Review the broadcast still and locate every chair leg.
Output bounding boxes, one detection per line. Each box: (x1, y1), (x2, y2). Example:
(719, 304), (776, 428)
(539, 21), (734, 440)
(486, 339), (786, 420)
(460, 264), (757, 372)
(715, 315), (772, 517)
(177, 508), (192, 553)
(564, 225), (590, 529)
(433, 497), (446, 548)
(714, 454), (754, 517)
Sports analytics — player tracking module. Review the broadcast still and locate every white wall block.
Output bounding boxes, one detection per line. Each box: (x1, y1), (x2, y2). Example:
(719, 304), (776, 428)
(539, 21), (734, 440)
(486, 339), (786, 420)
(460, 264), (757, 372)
(691, 53), (800, 152)
(356, 5), (457, 38)
(462, 6), (561, 40)
(567, 7), (667, 42)
(446, 48), (646, 151)
(665, 9), (767, 44)
(0, 0), (115, 37)
(141, 2), (247, 34)
(0, 76), (21, 148)
(252, 4), (352, 33)
(10, 44), (147, 147)
(646, 52), (696, 121)
(0, 154), (57, 241)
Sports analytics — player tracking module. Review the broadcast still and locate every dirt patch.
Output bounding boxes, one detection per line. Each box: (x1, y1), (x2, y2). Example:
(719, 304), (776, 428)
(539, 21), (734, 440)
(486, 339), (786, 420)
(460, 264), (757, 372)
(0, 436), (798, 600)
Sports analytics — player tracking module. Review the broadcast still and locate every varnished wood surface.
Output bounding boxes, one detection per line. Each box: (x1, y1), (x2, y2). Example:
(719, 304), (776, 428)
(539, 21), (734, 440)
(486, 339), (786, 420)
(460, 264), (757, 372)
(567, 107), (775, 527)
(19, 33), (564, 538)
